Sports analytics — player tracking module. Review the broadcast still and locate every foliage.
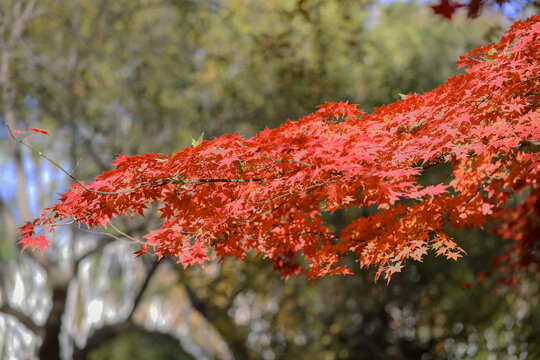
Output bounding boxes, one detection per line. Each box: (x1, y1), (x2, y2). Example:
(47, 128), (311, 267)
(358, 2), (505, 111)
(431, 0), (533, 19)
(18, 17), (540, 285)
(88, 328), (194, 360)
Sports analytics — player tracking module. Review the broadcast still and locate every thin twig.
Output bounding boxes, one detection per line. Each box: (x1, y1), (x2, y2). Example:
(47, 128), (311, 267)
(7, 125), (143, 195)
(49, 214), (92, 228)
(107, 222), (146, 245)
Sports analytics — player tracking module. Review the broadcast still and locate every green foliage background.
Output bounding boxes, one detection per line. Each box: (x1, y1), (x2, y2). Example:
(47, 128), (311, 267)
(89, 329), (195, 360)
(1, 0), (538, 359)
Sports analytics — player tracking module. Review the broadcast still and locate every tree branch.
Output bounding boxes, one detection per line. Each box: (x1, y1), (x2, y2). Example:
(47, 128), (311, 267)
(127, 260), (160, 321)
(73, 220), (149, 270)
(179, 271), (251, 360)
(0, 303), (43, 337)
(183, 283), (208, 319)
(0, 265), (43, 337)
(72, 259), (160, 359)
(73, 236), (116, 271)
(4, 0), (36, 51)
(72, 320), (135, 360)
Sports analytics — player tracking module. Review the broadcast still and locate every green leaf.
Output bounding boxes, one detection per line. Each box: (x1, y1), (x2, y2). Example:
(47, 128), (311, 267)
(191, 132), (204, 147)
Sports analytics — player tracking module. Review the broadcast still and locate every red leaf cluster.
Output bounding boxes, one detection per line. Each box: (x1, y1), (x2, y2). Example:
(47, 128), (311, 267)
(20, 17), (540, 282)
(431, 0), (514, 19)
(432, 0), (464, 19)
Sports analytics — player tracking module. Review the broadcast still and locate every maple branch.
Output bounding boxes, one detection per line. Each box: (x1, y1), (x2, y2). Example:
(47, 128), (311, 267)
(256, 176), (348, 213)
(49, 214), (92, 228)
(7, 127), (293, 198)
(185, 177), (272, 184)
(470, 70), (540, 111)
(472, 88), (499, 110)
(10, 17), (539, 283)
(74, 220), (150, 269)
(108, 222), (146, 245)
(0, 171), (54, 271)
(458, 157), (511, 211)
(6, 126), (143, 196)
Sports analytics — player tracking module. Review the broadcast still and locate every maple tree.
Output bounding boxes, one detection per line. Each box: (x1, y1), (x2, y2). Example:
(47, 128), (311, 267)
(16, 16), (540, 284)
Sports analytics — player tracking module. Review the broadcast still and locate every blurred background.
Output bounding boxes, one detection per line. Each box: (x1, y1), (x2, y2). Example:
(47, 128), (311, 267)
(1, 0), (539, 359)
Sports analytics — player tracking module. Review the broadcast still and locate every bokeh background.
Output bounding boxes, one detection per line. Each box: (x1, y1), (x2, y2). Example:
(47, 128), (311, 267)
(1, 1), (539, 359)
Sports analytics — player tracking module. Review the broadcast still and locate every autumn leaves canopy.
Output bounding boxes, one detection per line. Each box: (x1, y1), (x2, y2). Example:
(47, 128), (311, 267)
(19, 16), (539, 283)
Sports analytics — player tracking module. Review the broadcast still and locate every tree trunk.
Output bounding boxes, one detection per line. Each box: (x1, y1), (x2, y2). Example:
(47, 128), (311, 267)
(38, 285), (68, 360)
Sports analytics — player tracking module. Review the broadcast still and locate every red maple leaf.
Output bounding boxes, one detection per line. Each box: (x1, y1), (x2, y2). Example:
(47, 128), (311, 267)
(134, 244), (149, 257)
(431, 0), (464, 19)
(18, 237), (34, 252)
(29, 127), (52, 135)
(34, 235), (50, 255)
